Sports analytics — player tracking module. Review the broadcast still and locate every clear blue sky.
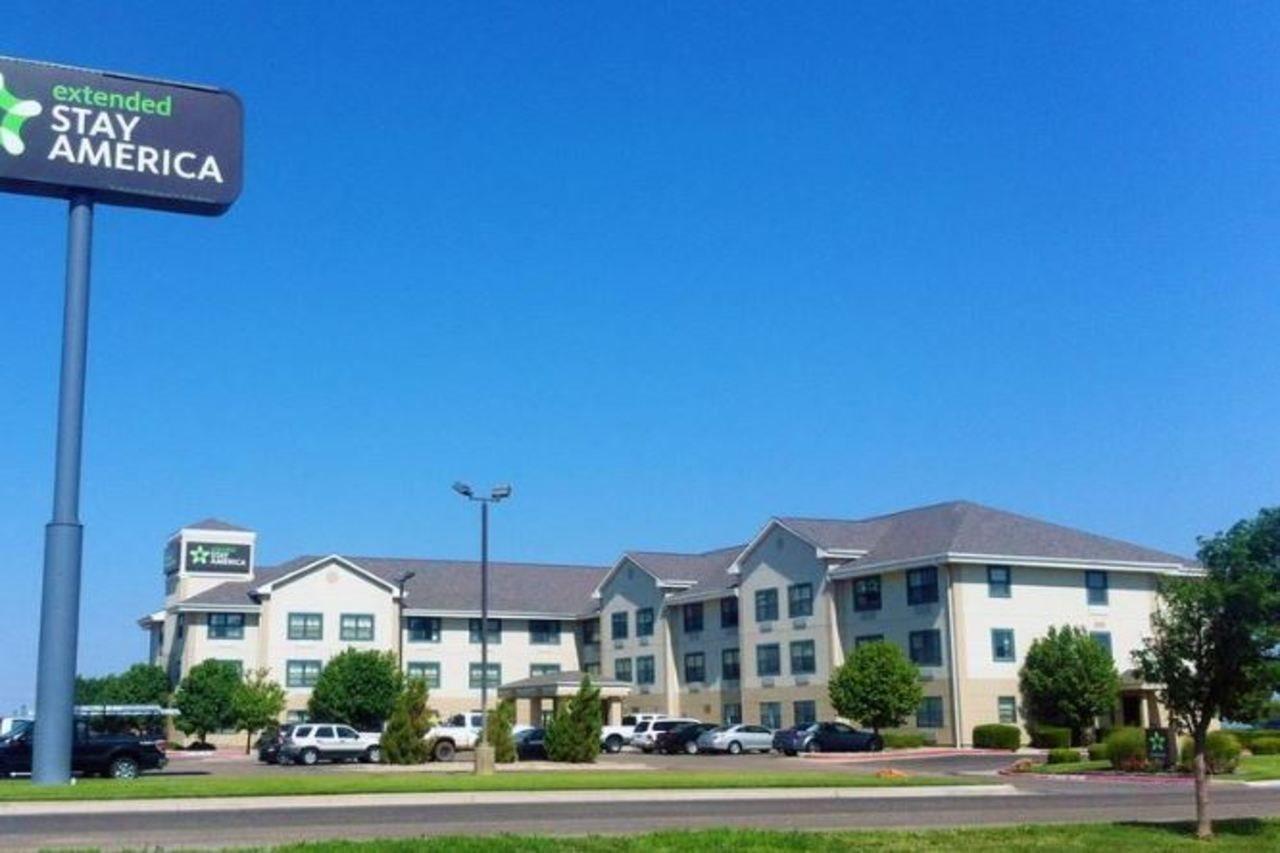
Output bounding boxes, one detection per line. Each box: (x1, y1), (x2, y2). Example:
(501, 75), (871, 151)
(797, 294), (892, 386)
(2, 3), (1278, 711)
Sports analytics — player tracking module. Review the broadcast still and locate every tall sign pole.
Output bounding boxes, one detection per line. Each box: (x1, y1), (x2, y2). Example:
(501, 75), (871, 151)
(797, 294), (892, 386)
(1, 55), (242, 784)
(32, 192), (93, 784)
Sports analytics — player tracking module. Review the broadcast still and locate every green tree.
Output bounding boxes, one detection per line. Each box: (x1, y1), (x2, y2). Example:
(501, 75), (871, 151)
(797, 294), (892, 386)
(382, 677), (432, 765)
(173, 660), (241, 744)
(74, 674), (117, 705)
(827, 641), (924, 734)
(1018, 625), (1120, 744)
(1135, 510), (1280, 839)
(231, 668), (286, 754)
(545, 676), (602, 762)
(110, 664), (172, 706)
(307, 649), (402, 730)
(485, 698), (517, 763)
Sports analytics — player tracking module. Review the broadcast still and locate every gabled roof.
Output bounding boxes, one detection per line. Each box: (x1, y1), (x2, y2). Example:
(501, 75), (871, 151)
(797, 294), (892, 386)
(593, 545), (743, 602)
(182, 518), (254, 533)
(779, 500), (1194, 571)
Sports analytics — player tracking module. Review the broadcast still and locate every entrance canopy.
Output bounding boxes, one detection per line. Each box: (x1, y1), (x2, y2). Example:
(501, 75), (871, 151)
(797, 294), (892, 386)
(497, 671), (631, 702)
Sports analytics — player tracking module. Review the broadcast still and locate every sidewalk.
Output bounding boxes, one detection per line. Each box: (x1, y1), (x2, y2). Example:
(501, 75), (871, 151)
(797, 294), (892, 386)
(0, 783), (1023, 817)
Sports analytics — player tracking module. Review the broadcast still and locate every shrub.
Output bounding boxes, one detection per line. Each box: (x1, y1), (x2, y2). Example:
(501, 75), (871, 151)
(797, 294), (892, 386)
(307, 649), (401, 730)
(972, 724), (1021, 751)
(1177, 732), (1240, 774)
(827, 642), (923, 733)
(1087, 743), (1109, 761)
(1105, 727), (1147, 771)
(1031, 725), (1071, 749)
(883, 731), (929, 749)
(1250, 737), (1280, 755)
(1047, 747), (1083, 764)
(545, 676), (602, 763)
(381, 678), (431, 765)
(484, 698), (517, 764)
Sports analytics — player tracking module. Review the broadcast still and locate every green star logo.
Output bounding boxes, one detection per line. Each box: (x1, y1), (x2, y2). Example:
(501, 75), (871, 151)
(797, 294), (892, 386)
(189, 545), (211, 567)
(0, 72), (42, 156)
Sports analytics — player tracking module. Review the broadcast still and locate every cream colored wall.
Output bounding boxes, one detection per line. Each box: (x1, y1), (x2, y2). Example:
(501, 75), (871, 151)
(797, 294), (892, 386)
(598, 559), (673, 713)
(736, 525), (834, 729)
(178, 612), (263, 675)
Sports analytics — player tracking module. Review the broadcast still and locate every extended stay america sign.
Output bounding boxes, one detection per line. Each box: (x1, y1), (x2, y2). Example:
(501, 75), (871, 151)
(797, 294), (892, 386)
(0, 55), (242, 215)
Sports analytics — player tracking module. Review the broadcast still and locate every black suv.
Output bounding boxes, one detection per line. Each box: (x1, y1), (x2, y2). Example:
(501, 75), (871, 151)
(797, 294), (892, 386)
(0, 721), (168, 779)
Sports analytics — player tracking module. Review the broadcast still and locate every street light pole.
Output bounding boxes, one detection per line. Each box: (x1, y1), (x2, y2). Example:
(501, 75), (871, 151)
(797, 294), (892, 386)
(452, 481), (511, 777)
(396, 571), (415, 669)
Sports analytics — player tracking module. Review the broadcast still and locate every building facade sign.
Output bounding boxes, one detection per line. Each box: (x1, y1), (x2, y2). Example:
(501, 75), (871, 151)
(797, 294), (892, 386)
(184, 541), (252, 574)
(0, 55), (242, 214)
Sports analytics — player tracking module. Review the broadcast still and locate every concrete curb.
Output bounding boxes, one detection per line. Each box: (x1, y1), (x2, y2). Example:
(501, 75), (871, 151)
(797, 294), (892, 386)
(0, 784), (1022, 816)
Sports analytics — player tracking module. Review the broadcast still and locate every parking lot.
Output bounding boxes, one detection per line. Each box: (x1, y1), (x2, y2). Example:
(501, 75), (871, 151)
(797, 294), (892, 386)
(157, 746), (1017, 778)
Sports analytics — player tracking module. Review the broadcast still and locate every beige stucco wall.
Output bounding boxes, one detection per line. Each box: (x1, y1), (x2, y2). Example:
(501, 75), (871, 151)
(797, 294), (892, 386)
(598, 558), (674, 714)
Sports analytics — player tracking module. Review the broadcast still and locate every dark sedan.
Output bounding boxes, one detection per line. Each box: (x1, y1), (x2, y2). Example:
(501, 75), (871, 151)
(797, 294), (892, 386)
(515, 727), (548, 761)
(774, 722), (884, 755)
(255, 724), (295, 764)
(655, 722), (719, 755)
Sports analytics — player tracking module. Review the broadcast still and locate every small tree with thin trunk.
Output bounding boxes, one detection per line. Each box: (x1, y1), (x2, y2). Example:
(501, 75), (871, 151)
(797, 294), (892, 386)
(173, 660), (240, 745)
(307, 649), (402, 731)
(1019, 625), (1120, 745)
(232, 668), (286, 754)
(827, 641), (923, 734)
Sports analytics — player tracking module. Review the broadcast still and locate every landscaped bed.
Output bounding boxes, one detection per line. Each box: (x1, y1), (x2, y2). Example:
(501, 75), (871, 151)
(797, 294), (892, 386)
(1013, 754), (1279, 782)
(0, 769), (989, 802)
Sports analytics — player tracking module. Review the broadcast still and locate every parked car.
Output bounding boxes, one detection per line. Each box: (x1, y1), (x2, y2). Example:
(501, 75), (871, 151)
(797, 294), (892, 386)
(774, 722), (884, 755)
(655, 722), (718, 755)
(697, 724), (775, 755)
(515, 727), (548, 761)
(279, 724), (381, 765)
(601, 713), (667, 754)
(631, 718), (699, 753)
(255, 724), (295, 764)
(425, 712), (533, 762)
(0, 721), (167, 779)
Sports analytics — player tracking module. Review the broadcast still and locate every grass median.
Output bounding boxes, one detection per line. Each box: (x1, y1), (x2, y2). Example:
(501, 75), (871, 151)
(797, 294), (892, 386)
(0, 769), (989, 802)
(1023, 754), (1280, 781)
(235, 820), (1280, 851)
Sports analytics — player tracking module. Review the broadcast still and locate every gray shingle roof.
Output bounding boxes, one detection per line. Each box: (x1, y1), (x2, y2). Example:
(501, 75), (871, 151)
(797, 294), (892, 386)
(181, 554), (608, 616)
(183, 518), (254, 532)
(623, 546), (743, 602)
(781, 500), (1192, 567)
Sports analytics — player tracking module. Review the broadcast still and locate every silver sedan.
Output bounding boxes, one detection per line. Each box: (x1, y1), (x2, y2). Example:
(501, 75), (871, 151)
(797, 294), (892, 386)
(696, 724), (775, 755)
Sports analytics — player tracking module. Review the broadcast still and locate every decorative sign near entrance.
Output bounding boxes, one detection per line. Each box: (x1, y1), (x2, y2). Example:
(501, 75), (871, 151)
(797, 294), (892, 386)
(184, 541), (252, 573)
(0, 55), (242, 214)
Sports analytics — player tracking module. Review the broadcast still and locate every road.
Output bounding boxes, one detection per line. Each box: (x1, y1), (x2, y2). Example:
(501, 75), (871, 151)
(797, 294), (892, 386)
(1, 781), (1277, 849)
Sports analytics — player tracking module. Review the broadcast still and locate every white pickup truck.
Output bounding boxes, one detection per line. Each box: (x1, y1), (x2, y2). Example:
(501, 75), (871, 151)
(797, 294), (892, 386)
(426, 712), (533, 762)
(279, 723), (381, 765)
(601, 713), (668, 753)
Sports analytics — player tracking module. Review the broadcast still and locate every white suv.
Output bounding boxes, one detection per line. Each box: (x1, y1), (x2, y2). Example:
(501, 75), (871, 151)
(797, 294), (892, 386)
(280, 724), (381, 765)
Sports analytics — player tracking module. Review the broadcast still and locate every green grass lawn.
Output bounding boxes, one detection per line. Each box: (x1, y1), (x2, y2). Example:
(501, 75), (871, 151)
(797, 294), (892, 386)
(1027, 754), (1280, 781)
(236, 821), (1280, 851)
(0, 769), (987, 802)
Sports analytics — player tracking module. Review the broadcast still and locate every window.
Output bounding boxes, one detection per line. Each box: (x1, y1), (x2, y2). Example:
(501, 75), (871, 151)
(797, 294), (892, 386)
(208, 613), (244, 640)
(286, 659), (321, 688)
(636, 655), (655, 685)
(991, 629), (1016, 662)
(756, 643), (781, 677)
(529, 620), (561, 645)
(636, 607), (654, 637)
(755, 588), (779, 622)
(611, 611), (629, 640)
(721, 648), (740, 681)
(759, 702), (782, 729)
(909, 629), (942, 666)
(997, 696), (1018, 724)
(1090, 631), (1113, 659)
(581, 619), (600, 645)
(684, 652), (706, 683)
(583, 661), (601, 677)
(683, 602), (704, 633)
(287, 613), (322, 641)
(1086, 570), (1109, 606)
(406, 616), (440, 643)
(529, 663), (561, 677)
(855, 634), (884, 648)
(987, 565), (1011, 598)
(853, 576), (882, 611)
(468, 662), (501, 689)
(788, 583), (814, 618)
(916, 696), (944, 729)
(789, 640), (817, 675)
(720, 597), (739, 629)
(407, 661), (440, 688)
(723, 703), (742, 725)
(906, 566), (939, 605)
(793, 700), (817, 726)
(469, 618), (502, 644)
(340, 613), (374, 642)
(614, 657), (632, 682)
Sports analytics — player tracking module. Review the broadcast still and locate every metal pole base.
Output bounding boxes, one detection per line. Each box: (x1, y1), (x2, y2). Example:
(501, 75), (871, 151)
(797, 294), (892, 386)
(473, 744), (496, 776)
(32, 521), (84, 784)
